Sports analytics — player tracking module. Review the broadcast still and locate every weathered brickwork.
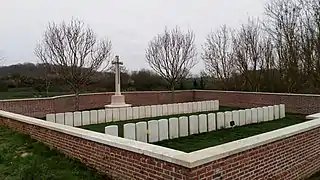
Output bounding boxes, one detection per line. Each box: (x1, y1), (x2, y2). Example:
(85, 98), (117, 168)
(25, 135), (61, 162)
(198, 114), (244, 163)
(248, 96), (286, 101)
(194, 90), (320, 115)
(0, 116), (319, 180)
(1, 90), (320, 118)
(0, 91), (194, 118)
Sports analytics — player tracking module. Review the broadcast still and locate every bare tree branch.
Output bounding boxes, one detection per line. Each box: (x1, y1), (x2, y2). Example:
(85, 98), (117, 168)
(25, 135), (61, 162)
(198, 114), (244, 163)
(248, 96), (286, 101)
(145, 26), (198, 92)
(202, 25), (235, 90)
(34, 19), (112, 109)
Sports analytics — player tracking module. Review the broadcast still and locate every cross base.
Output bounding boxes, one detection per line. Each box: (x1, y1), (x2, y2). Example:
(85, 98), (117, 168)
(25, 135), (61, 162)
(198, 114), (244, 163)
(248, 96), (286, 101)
(105, 95), (131, 108)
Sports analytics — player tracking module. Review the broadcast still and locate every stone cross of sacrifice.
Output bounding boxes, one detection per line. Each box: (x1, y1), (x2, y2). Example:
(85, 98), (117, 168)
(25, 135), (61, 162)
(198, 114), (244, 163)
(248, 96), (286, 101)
(112, 55), (123, 96)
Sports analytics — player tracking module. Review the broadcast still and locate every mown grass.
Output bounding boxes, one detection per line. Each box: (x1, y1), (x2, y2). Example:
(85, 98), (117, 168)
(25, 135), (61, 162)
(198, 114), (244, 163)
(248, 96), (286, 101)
(0, 126), (109, 180)
(80, 106), (239, 136)
(154, 113), (306, 152)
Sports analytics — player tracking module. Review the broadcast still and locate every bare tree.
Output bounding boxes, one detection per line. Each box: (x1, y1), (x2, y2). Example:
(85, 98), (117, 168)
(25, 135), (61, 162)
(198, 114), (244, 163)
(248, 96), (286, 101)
(232, 18), (275, 91)
(146, 27), (198, 101)
(35, 19), (112, 110)
(265, 0), (302, 92)
(202, 25), (235, 90)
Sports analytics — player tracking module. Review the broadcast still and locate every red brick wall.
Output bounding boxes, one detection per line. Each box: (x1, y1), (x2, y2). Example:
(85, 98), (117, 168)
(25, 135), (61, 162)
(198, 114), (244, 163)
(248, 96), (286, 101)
(0, 117), (191, 180)
(0, 115), (319, 179)
(195, 90), (320, 114)
(189, 127), (320, 180)
(0, 91), (194, 118)
(1, 90), (320, 118)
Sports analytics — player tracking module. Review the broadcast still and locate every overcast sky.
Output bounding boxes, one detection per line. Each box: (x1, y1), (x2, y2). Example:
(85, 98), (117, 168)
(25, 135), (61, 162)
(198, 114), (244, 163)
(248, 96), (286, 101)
(0, 0), (270, 73)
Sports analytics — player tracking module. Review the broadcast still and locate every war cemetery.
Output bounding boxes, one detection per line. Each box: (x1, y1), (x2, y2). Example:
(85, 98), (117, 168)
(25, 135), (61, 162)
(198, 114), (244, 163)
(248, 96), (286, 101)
(0, 53), (318, 179)
(1, 0), (320, 179)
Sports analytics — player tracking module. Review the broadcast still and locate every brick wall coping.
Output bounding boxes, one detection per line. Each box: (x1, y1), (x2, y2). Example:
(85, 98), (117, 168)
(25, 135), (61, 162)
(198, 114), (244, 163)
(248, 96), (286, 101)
(184, 118), (320, 167)
(306, 113), (320, 119)
(0, 109), (319, 169)
(0, 90), (191, 102)
(2, 89), (319, 102)
(194, 89), (320, 97)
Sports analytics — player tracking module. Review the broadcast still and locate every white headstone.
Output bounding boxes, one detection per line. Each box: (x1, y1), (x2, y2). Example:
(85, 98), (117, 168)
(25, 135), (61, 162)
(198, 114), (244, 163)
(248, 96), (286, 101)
(90, 110), (98, 124)
(199, 114), (208, 133)
(145, 106), (151, 117)
(82, 111), (90, 125)
(280, 104), (285, 118)
(105, 125), (118, 136)
(105, 109), (113, 122)
(148, 120), (159, 143)
(151, 105), (157, 117)
(74, 112), (82, 126)
(197, 101), (202, 112)
(55, 113), (65, 125)
(156, 105), (163, 116)
(232, 110), (240, 126)
(251, 108), (258, 123)
(126, 107), (133, 120)
(138, 106), (146, 118)
(178, 103), (184, 114)
(239, 110), (246, 126)
(245, 109), (252, 125)
(179, 116), (188, 137)
(119, 108), (127, 121)
(162, 104), (168, 116)
(65, 112), (73, 126)
(205, 101), (211, 111)
(263, 107), (269, 121)
(192, 102), (198, 113)
(173, 104), (179, 115)
(224, 111), (232, 128)
(124, 123), (136, 140)
(209, 101), (215, 111)
(268, 106), (274, 121)
(158, 119), (169, 141)
(98, 109), (106, 123)
(216, 112), (225, 129)
(136, 122), (147, 142)
(169, 118), (179, 139)
(208, 113), (216, 131)
(189, 115), (199, 135)
(257, 107), (264, 122)
(132, 107), (140, 119)
(46, 114), (55, 123)
(112, 108), (120, 121)
(167, 104), (174, 115)
(214, 100), (219, 111)
(187, 102), (193, 113)
(183, 103), (189, 113)
(274, 105), (280, 119)
(201, 101), (207, 112)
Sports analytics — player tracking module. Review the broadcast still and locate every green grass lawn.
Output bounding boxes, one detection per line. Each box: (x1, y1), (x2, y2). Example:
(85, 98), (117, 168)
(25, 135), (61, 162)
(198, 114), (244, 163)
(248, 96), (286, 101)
(80, 106), (239, 136)
(0, 126), (109, 180)
(154, 113), (306, 152)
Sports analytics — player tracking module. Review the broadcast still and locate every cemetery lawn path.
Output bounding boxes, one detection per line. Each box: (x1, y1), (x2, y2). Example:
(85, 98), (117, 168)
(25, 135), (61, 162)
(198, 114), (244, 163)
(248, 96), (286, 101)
(80, 106), (239, 136)
(0, 126), (109, 180)
(154, 113), (306, 153)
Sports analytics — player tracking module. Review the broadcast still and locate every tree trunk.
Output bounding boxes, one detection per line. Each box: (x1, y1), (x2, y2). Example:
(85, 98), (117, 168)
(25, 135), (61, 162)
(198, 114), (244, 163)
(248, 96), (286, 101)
(75, 90), (80, 111)
(170, 84), (175, 103)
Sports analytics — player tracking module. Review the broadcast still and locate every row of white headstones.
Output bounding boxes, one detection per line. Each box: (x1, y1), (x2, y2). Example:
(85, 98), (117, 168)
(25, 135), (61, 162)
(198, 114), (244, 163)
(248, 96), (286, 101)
(105, 104), (286, 143)
(45, 100), (220, 127)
